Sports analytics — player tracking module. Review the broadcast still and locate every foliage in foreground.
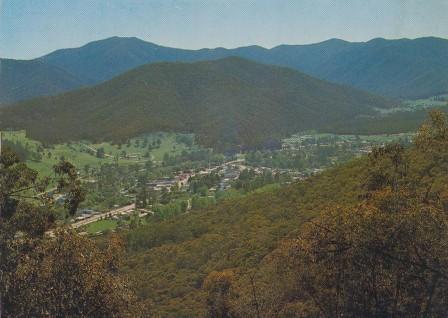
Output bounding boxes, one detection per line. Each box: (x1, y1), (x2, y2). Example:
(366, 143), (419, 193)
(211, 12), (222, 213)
(0, 149), (144, 317)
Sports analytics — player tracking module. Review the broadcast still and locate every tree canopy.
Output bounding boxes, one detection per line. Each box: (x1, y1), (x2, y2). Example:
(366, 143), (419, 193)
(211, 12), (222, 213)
(0, 147), (144, 317)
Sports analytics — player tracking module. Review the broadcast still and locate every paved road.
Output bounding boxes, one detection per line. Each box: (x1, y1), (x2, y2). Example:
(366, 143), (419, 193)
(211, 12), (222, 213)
(72, 203), (136, 229)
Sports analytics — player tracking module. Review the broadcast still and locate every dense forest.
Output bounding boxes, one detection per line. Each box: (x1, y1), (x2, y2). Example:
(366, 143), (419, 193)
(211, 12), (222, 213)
(123, 111), (448, 317)
(0, 57), (393, 150)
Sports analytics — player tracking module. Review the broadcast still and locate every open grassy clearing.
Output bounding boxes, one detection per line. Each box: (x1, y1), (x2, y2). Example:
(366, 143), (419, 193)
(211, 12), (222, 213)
(83, 216), (150, 234)
(83, 219), (119, 234)
(2, 131), (197, 176)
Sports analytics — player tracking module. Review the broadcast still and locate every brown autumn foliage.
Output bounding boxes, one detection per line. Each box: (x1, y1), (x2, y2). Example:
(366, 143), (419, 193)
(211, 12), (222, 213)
(6, 231), (144, 318)
(221, 111), (448, 317)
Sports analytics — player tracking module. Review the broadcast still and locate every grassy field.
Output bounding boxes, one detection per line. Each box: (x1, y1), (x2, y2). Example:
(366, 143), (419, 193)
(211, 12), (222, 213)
(84, 219), (119, 234)
(2, 131), (196, 176)
(83, 216), (150, 234)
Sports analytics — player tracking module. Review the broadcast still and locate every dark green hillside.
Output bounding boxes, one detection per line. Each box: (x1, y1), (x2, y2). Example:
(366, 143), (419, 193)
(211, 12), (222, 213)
(0, 58), (83, 105)
(0, 57), (393, 150)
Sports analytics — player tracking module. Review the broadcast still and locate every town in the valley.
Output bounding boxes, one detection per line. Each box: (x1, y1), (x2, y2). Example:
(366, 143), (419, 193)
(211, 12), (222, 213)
(57, 131), (413, 235)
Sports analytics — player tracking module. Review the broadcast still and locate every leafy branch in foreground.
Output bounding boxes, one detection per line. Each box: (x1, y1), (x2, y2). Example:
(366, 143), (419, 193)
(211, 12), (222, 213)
(0, 147), (145, 317)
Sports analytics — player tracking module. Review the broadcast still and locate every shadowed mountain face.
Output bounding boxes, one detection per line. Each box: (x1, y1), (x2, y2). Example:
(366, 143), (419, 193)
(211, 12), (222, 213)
(0, 57), (393, 150)
(39, 36), (448, 99)
(0, 58), (84, 106)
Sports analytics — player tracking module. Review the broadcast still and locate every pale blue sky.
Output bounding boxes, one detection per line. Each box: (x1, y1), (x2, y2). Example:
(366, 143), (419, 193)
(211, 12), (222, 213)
(1, 0), (447, 59)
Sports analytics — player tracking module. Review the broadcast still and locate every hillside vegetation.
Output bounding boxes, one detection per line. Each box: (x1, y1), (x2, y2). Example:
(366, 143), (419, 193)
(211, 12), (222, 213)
(124, 158), (366, 316)
(122, 111), (448, 317)
(0, 57), (393, 150)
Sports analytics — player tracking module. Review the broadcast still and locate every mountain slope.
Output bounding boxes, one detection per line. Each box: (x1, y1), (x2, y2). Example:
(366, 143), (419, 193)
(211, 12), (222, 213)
(0, 58), (393, 149)
(124, 159), (367, 316)
(40, 36), (448, 99)
(0, 59), (83, 106)
(122, 112), (448, 317)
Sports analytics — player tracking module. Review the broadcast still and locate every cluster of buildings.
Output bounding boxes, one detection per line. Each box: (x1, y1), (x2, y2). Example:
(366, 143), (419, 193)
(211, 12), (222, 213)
(219, 165), (242, 191)
(146, 161), (246, 193)
(147, 172), (195, 192)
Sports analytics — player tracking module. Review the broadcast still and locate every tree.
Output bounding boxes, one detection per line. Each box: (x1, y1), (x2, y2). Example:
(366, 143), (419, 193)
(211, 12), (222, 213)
(204, 270), (238, 318)
(0, 148), (144, 317)
(96, 147), (105, 158)
(83, 164), (90, 176)
(136, 187), (148, 208)
(6, 232), (144, 317)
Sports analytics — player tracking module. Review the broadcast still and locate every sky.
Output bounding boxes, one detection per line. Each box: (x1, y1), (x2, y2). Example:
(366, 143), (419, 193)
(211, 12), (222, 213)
(1, 0), (448, 59)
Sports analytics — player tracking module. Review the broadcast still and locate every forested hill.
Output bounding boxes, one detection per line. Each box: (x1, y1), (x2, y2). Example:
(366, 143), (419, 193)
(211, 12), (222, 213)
(0, 57), (393, 150)
(125, 159), (367, 316)
(0, 58), (83, 105)
(39, 36), (448, 99)
(124, 111), (448, 316)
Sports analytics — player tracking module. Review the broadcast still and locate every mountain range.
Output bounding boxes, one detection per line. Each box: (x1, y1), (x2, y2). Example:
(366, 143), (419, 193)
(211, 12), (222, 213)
(0, 57), (393, 149)
(1, 36), (447, 105)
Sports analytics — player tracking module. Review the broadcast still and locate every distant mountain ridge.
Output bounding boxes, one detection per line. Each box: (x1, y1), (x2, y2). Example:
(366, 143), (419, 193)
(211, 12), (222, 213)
(39, 36), (448, 99)
(0, 58), (84, 106)
(2, 36), (446, 104)
(0, 57), (393, 150)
